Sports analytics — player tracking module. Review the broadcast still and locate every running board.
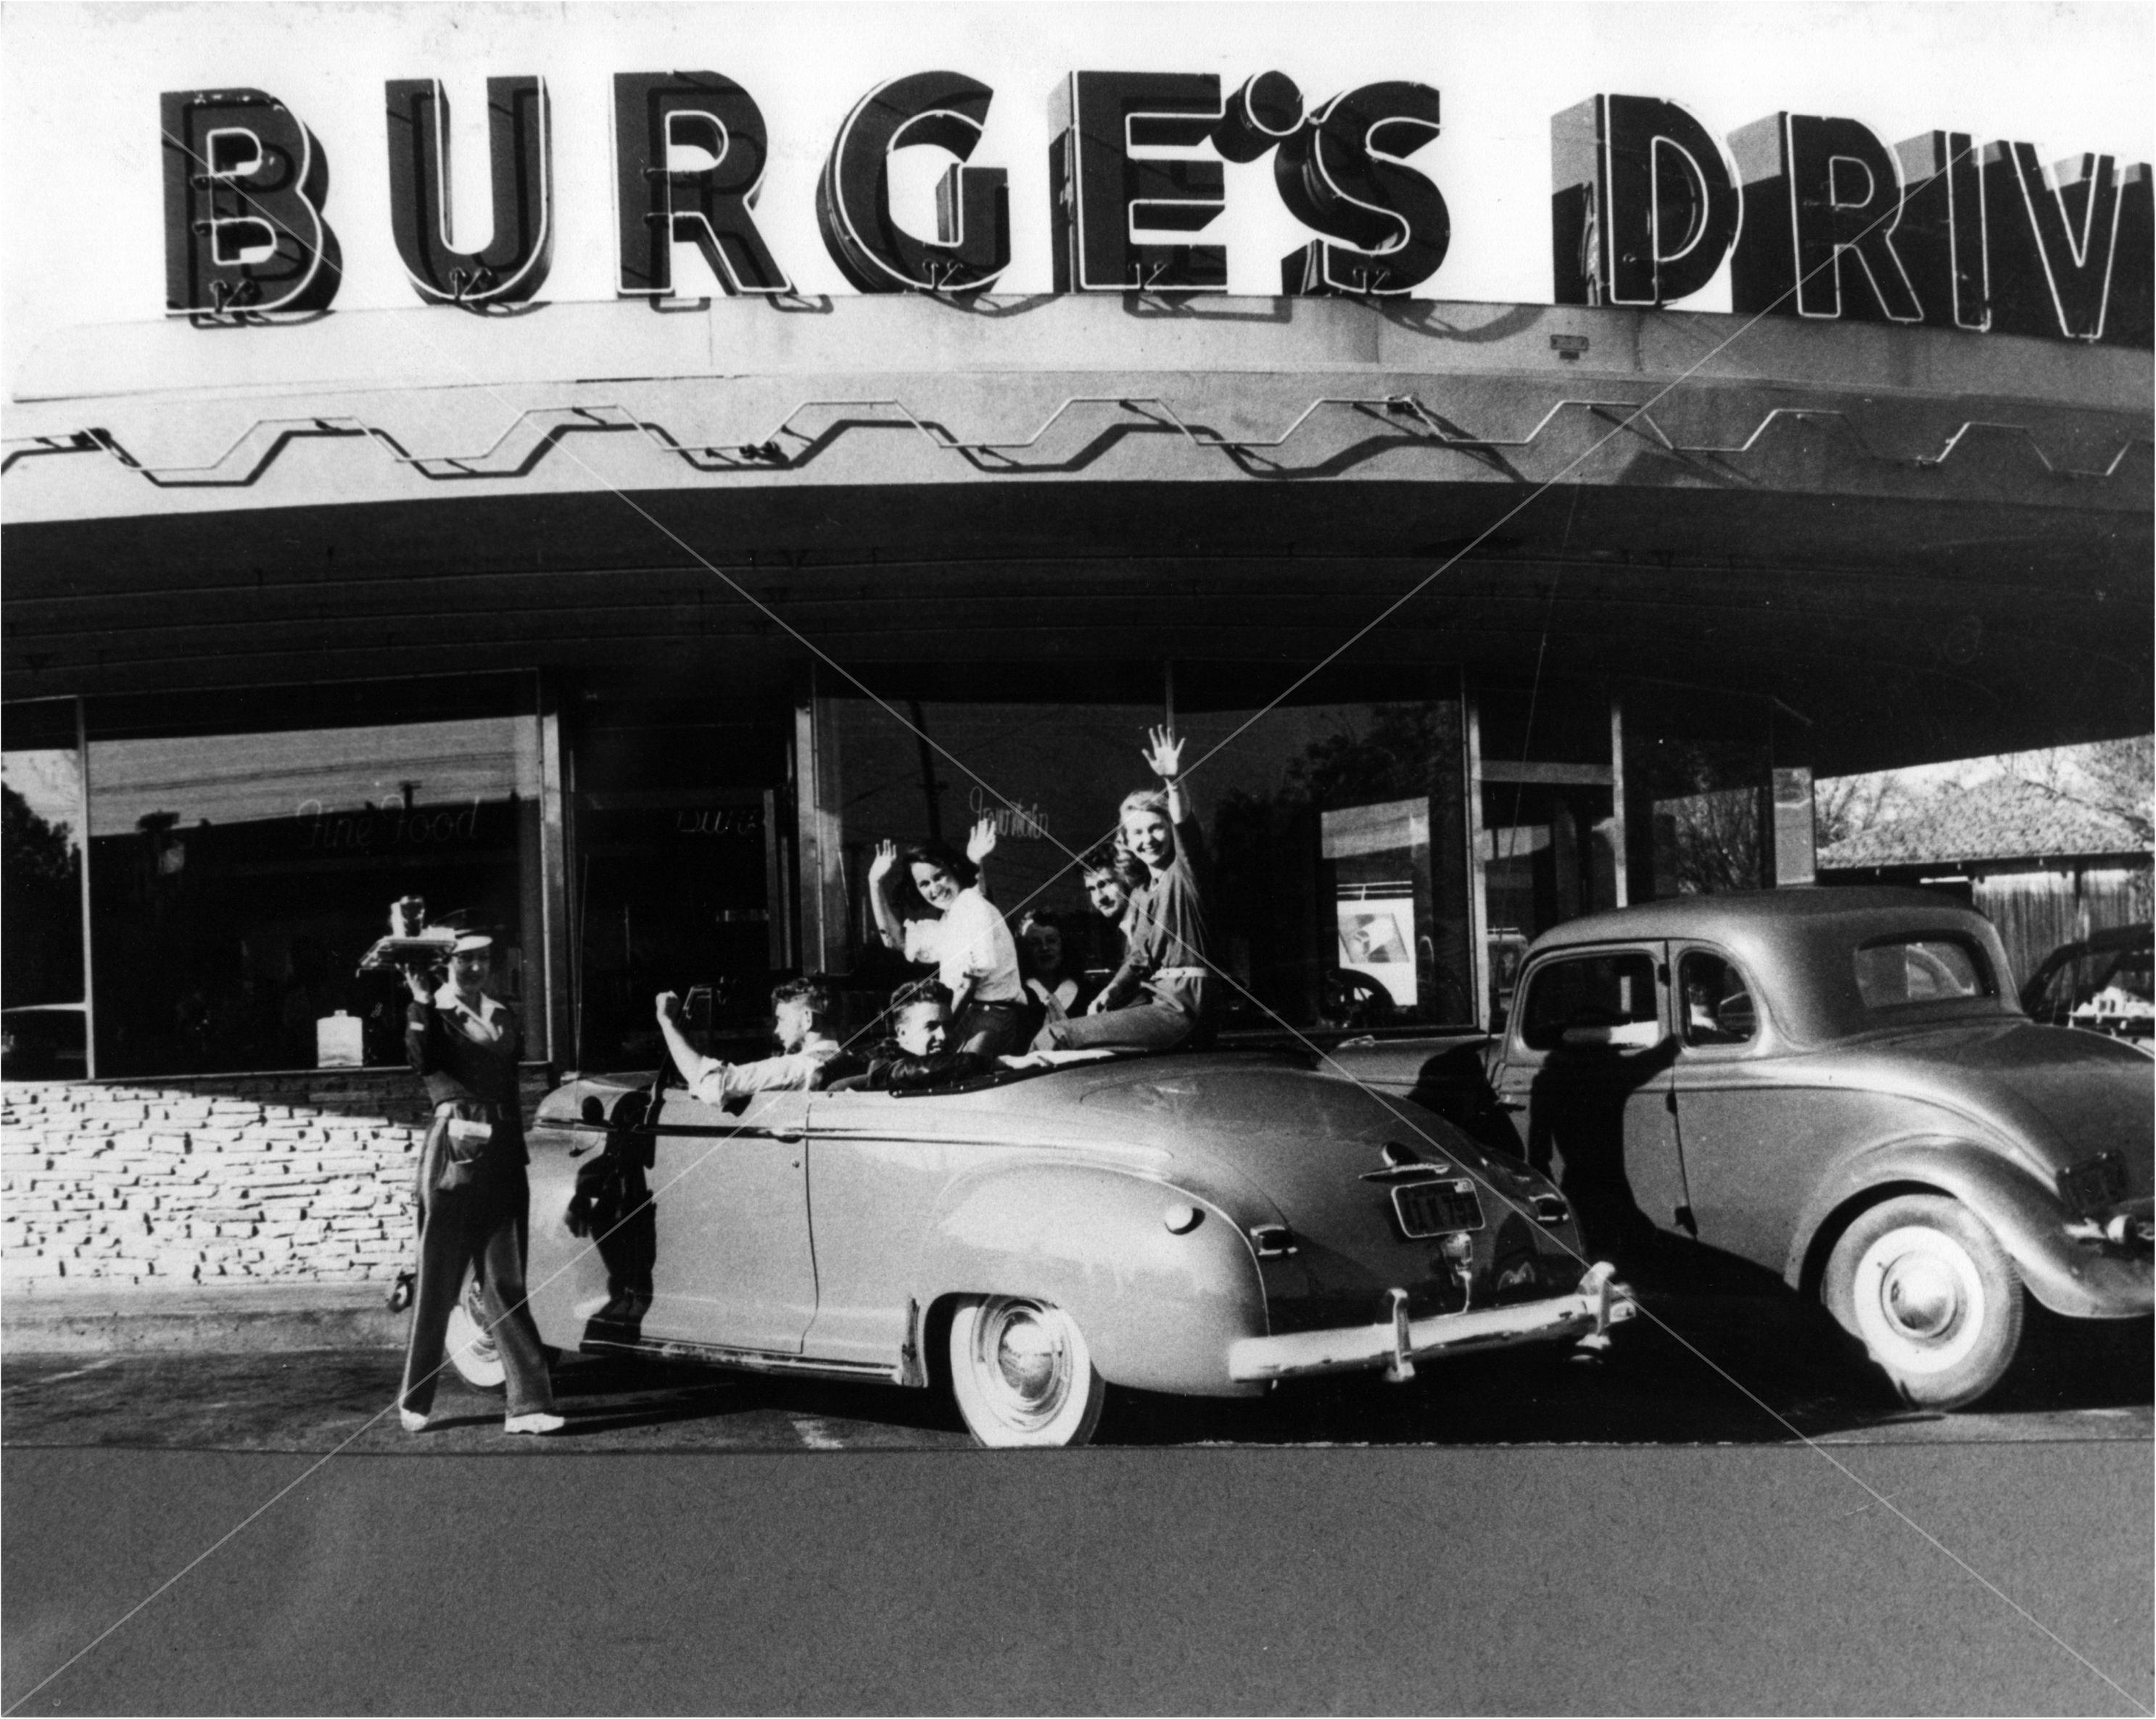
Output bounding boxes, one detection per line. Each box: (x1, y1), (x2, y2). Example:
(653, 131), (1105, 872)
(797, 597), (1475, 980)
(580, 1331), (910, 1385)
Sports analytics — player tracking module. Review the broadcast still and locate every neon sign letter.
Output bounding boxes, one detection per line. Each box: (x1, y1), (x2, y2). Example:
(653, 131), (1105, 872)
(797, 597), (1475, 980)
(1730, 112), (1922, 324)
(160, 89), (342, 315)
(1276, 82), (1448, 297)
(2106, 163), (2152, 347)
(614, 71), (791, 297)
(384, 76), (553, 307)
(1891, 132), (1989, 332)
(1050, 72), (1226, 292)
(817, 72), (1009, 294)
(1551, 94), (1738, 307)
(1989, 146), (2127, 341)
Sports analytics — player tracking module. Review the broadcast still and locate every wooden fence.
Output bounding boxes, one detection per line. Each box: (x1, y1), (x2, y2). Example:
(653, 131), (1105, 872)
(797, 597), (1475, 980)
(1973, 864), (2152, 992)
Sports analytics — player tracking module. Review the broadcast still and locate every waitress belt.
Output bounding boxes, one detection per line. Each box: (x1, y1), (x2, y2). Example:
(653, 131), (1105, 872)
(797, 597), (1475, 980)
(425, 1099), (521, 1195)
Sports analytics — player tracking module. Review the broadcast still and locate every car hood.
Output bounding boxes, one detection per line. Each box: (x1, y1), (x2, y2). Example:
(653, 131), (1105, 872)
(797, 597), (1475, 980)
(1831, 1019), (2155, 1185)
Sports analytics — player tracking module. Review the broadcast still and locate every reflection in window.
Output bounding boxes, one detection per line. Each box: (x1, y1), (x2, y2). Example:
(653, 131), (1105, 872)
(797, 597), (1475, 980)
(3, 703), (88, 1077)
(1520, 953), (1661, 1051)
(1852, 936), (1993, 1009)
(1679, 951), (1756, 1045)
(86, 716), (540, 1076)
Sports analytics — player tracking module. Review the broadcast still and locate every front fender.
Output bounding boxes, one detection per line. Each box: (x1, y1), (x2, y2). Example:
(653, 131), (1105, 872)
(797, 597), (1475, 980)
(920, 1164), (1270, 1397)
(1789, 1139), (2153, 1320)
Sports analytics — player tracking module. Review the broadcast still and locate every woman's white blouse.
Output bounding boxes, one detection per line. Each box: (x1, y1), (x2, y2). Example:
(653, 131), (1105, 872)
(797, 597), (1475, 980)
(901, 888), (1023, 1002)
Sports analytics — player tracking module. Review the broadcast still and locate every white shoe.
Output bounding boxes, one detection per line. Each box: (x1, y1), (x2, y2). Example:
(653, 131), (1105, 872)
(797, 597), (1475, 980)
(503, 1411), (565, 1436)
(399, 1409), (429, 1433)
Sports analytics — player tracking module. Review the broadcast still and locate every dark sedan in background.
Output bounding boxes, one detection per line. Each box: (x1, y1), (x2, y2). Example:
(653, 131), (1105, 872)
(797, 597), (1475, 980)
(1333, 887), (2153, 1409)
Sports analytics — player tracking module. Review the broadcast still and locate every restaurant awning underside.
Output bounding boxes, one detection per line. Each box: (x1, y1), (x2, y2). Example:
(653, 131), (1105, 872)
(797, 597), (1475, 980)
(5, 296), (2148, 774)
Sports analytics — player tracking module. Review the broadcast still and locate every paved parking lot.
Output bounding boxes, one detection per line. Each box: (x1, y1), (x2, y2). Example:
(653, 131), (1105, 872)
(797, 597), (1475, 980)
(6, 1291), (2146, 1456)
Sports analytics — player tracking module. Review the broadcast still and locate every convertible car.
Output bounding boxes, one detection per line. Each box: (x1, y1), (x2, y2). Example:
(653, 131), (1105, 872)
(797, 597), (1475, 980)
(1331, 887), (2155, 1409)
(505, 1049), (1635, 1446)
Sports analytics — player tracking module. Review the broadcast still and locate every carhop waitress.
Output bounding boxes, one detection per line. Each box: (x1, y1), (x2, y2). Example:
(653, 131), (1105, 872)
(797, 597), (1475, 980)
(397, 930), (563, 1435)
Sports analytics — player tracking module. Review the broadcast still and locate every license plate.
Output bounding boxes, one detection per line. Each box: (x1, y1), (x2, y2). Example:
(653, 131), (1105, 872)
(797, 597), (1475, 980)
(1392, 1177), (1484, 1239)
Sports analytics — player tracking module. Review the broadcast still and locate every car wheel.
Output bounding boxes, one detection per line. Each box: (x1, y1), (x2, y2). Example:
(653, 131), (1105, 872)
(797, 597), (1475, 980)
(446, 1271), (508, 1394)
(1823, 1194), (2026, 1409)
(946, 1296), (1107, 1449)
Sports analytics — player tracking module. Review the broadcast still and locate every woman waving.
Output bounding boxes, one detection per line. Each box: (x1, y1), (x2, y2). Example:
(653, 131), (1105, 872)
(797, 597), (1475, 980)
(1035, 726), (1215, 1054)
(869, 818), (1029, 1056)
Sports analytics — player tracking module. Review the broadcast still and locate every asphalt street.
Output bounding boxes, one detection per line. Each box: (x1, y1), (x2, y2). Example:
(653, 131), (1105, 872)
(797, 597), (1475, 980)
(4, 1291), (2149, 1712)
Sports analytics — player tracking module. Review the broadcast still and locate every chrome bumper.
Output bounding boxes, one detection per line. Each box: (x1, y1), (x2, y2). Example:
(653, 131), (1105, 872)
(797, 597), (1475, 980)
(1228, 1262), (1636, 1384)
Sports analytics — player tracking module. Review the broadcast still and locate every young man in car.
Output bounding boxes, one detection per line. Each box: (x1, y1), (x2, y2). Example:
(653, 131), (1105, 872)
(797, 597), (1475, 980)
(843, 984), (995, 1093)
(654, 977), (843, 1100)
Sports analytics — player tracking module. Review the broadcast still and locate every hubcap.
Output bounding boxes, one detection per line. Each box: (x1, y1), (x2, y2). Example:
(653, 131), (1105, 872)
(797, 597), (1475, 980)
(1881, 1256), (1959, 1339)
(976, 1301), (1070, 1428)
(1851, 1224), (1986, 1375)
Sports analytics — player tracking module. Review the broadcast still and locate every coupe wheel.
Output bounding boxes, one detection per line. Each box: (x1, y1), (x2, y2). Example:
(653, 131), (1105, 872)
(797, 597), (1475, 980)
(446, 1271), (507, 1393)
(946, 1296), (1107, 1448)
(1823, 1194), (2026, 1409)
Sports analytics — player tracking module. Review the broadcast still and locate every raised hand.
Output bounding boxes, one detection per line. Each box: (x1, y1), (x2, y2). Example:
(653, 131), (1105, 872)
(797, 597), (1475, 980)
(1141, 724), (1184, 780)
(655, 991), (682, 1024)
(867, 839), (899, 884)
(967, 816), (998, 866)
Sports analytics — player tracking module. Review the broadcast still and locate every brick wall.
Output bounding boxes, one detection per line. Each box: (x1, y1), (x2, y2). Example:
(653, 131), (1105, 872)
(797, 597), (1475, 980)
(1, 1068), (555, 1291)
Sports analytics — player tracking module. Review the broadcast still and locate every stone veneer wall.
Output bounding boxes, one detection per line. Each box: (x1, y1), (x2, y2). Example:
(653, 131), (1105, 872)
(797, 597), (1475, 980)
(1, 1067), (555, 1291)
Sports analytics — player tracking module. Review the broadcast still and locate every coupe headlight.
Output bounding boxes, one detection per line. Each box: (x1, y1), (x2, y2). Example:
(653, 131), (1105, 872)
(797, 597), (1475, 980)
(2057, 1151), (2128, 1216)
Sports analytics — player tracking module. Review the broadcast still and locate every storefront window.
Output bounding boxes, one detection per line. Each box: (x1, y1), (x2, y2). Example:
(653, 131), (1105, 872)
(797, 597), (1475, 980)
(85, 712), (541, 1076)
(1474, 682), (1621, 1027)
(569, 687), (793, 1073)
(817, 695), (1165, 987)
(1622, 689), (1777, 900)
(813, 684), (1473, 1037)
(1178, 697), (1473, 1033)
(2, 700), (88, 1077)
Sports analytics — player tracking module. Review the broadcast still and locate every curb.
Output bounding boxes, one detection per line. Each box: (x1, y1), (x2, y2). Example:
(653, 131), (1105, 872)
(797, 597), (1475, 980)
(2, 1283), (405, 1356)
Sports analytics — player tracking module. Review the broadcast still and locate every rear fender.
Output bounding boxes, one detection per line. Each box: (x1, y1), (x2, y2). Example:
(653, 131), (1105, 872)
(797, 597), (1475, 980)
(1790, 1139), (2152, 1320)
(921, 1164), (1270, 1398)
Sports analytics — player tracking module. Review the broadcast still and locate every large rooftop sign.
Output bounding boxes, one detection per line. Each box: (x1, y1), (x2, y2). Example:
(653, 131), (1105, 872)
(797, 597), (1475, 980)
(159, 70), (2151, 346)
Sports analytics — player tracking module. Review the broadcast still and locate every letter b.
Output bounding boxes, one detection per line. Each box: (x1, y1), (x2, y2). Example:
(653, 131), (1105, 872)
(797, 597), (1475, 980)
(162, 89), (341, 314)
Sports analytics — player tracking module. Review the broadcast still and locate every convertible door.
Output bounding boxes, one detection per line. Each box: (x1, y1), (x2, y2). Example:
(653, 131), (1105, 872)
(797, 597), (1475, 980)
(639, 1088), (819, 1354)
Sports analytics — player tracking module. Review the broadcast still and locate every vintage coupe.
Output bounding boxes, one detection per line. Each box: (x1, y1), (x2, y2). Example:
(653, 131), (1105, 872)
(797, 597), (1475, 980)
(508, 1050), (1634, 1446)
(1333, 887), (2155, 1409)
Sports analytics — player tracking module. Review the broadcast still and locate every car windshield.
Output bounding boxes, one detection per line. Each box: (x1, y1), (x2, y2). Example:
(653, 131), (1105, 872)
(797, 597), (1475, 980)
(1852, 935), (1994, 1010)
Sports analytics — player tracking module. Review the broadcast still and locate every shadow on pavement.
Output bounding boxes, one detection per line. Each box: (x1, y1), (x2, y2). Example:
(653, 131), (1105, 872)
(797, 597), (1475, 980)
(2, 1288), (2146, 1453)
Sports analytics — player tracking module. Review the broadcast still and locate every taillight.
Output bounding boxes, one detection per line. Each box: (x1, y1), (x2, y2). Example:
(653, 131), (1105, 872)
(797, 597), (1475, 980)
(2058, 1151), (2128, 1215)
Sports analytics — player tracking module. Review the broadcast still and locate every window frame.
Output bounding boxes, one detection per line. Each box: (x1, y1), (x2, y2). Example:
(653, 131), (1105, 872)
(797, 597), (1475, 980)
(1507, 942), (1672, 1062)
(1673, 941), (1765, 1056)
(1851, 931), (1999, 1014)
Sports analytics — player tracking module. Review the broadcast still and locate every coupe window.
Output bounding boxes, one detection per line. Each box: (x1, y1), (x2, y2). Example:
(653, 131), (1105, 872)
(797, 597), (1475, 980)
(1852, 935), (1994, 1009)
(1679, 951), (1756, 1045)
(1519, 952), (1661, 1051)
